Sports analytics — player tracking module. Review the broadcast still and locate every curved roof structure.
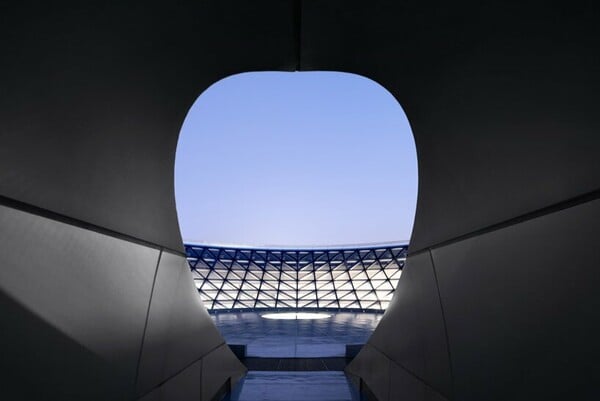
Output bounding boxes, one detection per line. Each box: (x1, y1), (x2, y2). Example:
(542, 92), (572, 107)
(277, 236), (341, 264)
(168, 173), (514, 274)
(186, 243), (407, 311)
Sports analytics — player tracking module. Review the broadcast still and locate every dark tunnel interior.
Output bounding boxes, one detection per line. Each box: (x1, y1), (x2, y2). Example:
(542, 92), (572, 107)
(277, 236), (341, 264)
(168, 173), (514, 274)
(0, 1), (599, 400)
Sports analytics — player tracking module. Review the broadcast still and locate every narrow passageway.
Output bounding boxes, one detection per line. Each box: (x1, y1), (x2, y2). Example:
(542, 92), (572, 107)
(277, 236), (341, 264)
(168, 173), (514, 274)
(212, 311), (379, 400)
(176, 71), (416, 400)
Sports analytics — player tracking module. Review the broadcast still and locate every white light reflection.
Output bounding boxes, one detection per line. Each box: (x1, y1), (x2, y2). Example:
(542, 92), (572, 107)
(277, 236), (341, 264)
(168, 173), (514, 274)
(261, 312), (331, 320)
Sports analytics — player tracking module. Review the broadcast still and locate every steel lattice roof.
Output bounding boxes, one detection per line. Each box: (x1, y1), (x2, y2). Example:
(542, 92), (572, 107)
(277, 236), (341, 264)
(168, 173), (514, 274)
(185, 243), (407, 311)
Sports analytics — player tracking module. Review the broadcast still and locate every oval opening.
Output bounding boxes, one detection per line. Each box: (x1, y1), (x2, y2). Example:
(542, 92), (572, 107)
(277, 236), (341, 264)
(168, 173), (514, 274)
(175, 71), (417, 250)
(176, 70), (418, 359)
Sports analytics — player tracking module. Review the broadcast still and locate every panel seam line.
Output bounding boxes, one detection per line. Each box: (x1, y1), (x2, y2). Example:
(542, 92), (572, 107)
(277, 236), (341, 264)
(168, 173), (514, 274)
(0, 193), (186, 257)
(134, 249), (163, 396)
(136, 341), (227, 399)
(294, 0), (303, 70)
(429, 249), (455, 400)
(409, 188), (600, 256)
(366, 342), (451, 400)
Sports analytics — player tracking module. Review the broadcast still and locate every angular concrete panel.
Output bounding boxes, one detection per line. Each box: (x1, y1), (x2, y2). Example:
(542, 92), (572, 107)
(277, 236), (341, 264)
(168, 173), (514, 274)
(0, 1), (300, 251)
(201, 344), (247, 401)
(136, 251), (183, 395)
(0, 289), (128, 400)
(0, 204), (159, 398)
(369, 252), (452, 397)
(137, 252), (224, 395)
(137, 359), (202, 401)
(388, 363), (449, 401)
(345, 344), (390, 401)
(137, 388), (161, 401)
(433, 199), (600, 400)
(301, 1), (600, 253)
(161, 360), (202, 401)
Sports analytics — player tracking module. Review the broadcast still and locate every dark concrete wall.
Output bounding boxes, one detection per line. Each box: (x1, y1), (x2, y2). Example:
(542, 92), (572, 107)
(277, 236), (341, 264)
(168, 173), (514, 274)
(0, 1), (262, 399)
(1, 1), (599, 400)
(327, 2), (600, 400)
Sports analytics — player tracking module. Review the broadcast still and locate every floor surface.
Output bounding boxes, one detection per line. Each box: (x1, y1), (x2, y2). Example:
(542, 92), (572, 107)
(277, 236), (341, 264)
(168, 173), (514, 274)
(228, 371), (361, 401)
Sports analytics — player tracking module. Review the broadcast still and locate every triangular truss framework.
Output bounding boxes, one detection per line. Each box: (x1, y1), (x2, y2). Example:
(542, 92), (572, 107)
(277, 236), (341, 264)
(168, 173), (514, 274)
(185, 243), (407, 312)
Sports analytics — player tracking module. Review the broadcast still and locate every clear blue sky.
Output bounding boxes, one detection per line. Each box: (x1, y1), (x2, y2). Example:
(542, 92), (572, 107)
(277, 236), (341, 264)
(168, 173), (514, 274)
(175, 71), (417, 247)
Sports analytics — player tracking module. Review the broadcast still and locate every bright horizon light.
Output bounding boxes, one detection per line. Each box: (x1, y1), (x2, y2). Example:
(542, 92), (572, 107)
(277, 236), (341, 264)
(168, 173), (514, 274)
(261, 312), (332, 320)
